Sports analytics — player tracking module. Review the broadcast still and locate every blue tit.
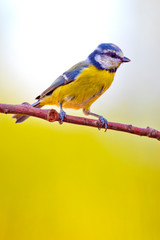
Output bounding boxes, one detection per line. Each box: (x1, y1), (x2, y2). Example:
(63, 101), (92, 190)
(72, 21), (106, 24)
(13, 43), (130, 129)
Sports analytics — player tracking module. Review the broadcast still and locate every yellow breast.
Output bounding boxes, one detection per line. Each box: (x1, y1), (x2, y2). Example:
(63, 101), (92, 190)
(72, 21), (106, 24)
(41, 65), (115, 110)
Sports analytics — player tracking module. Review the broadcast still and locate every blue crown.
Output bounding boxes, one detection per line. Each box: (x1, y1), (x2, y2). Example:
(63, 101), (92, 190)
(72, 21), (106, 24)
(97, 43), (122, 53)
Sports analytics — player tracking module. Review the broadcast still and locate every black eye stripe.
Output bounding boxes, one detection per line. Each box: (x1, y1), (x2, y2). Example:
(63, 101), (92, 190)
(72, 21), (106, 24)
(111, 53), (116, 57)
(105, 52), (116, 57)
(105, 52), (122, 59)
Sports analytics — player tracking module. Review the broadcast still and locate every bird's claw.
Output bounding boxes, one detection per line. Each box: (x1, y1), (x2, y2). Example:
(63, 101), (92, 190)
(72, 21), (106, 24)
(59, 110), (66, 124)
(98, 116), (108, 131)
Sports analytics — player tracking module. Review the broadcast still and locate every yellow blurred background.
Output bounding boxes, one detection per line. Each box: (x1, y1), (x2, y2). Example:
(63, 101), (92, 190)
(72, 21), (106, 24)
(0, 0), (160, 240)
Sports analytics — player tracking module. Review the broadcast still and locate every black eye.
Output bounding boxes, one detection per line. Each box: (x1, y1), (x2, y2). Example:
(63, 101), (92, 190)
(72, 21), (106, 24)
(110, 53), (117, 58)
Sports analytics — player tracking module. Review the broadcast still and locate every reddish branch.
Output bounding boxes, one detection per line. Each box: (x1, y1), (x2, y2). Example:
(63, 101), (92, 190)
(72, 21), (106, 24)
(0, 103), (160, 141)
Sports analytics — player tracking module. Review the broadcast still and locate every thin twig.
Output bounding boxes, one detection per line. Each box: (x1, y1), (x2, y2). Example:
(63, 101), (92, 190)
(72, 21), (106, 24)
(0, 103), (160, 141)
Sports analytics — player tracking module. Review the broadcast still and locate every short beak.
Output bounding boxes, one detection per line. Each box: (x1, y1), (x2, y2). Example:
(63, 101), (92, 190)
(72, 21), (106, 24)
(122, 56), (131, 62)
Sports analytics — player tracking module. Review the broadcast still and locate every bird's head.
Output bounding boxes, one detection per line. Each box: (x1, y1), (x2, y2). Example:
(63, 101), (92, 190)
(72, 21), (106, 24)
(87, 43), (130, 72)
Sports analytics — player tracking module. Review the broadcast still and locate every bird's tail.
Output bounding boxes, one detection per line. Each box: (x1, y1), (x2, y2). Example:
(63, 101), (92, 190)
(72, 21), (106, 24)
(12, 100), (43, 124)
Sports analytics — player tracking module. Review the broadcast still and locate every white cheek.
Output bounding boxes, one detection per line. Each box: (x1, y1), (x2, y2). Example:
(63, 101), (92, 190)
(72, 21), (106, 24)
(95, 54), (109, 69)
(95, 54), (121, 69)
(112, 58), (121, 68)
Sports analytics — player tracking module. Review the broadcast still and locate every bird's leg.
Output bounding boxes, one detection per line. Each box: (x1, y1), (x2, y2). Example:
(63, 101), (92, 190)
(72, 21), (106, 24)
(83, 109), (108, 131)
(59, 103), (66, 124)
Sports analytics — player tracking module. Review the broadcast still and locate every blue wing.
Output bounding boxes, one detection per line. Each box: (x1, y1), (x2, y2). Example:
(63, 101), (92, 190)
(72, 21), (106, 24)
(36, 61), (89, 99)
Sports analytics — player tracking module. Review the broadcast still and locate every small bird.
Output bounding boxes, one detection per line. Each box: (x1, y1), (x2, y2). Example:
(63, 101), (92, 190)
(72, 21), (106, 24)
(13, 43), (130, 129)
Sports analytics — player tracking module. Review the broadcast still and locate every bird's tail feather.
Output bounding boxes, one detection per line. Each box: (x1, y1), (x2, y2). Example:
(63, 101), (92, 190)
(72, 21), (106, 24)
(12, 100), (43, 124)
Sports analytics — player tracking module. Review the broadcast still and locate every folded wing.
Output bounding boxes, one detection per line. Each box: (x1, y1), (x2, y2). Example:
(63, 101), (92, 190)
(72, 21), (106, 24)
(36, 61), (89, 100)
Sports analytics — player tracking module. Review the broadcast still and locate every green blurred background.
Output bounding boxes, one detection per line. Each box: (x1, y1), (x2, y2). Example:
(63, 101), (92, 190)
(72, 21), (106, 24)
(0, 0), (160, 239)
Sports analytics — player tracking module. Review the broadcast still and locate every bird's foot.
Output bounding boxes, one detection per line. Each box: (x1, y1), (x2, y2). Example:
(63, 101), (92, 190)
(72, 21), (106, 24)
(59, 110), (66, 124)
(98, 116), (108, 131)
